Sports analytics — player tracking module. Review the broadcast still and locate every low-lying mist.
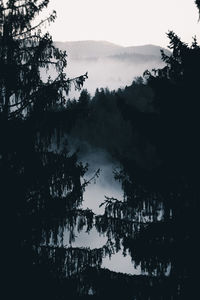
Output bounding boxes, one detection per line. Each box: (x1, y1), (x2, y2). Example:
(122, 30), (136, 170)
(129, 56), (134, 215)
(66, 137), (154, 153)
(58, 135), (141, 275)
(66, 56), (165, 96)
(42, 41), (167, 98)
(66, 136), (123, 215)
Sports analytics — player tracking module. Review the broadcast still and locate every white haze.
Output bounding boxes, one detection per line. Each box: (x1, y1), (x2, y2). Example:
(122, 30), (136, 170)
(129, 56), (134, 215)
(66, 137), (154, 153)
(42, 41), (167, 97)
(59, 136), (141, 275)
(63, 140), (170, 276)
(66, 56), (163, 95)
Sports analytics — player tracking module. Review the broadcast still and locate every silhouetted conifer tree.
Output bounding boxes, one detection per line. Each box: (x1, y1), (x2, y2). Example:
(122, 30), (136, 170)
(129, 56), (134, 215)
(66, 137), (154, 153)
(0, 0), (88, 120)
(196, 0), (200, 13)
(94, 30), (200, 299)
(0, 2), (100, 299)
(1, 1), (199, 299)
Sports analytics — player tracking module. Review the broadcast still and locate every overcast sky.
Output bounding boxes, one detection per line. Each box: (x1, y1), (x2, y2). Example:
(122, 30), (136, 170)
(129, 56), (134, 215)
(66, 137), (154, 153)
(46, 0), (199, 47)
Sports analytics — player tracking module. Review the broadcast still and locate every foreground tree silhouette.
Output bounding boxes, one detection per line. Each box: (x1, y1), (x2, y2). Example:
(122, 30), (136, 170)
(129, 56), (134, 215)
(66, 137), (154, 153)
(1, 1), (199, 299)
(196, 0), (200, 13)
(0, 0), (88, 120)
(94, 31), (200, 299)
(0, 2), (101, 300)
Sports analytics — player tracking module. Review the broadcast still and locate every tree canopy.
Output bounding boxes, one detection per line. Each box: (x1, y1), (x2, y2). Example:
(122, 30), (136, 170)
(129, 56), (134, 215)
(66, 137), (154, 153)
(0, 0), (87, 120)
(1, 1), (199, 299)
(195, 0), (200, 13)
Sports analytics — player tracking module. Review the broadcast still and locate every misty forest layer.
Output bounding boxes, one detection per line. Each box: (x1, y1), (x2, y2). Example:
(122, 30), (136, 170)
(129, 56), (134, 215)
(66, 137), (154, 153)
(0, 1), (200, 299)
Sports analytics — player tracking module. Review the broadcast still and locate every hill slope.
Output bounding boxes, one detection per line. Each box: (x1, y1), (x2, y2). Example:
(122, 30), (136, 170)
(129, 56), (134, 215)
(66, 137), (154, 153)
(55, 40), (170, 60)
(52, 41), (170, 94)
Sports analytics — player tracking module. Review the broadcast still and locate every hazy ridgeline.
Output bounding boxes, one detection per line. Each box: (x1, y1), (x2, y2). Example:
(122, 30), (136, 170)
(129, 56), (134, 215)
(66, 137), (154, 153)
(41, 41), (168, 96)
(1, 1), (200, 299)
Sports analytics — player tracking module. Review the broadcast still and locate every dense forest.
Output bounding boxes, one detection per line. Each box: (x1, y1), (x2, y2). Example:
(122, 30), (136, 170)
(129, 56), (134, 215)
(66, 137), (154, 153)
(0, 1), (200, 299)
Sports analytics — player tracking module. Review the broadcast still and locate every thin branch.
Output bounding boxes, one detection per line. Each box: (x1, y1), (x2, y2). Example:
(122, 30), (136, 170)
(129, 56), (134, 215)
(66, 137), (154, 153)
(95, 215), (170, 226)
(13, 12), (55, 38)
(8, 98), (34, 119)
(82, 168), (100, 188)
(68, 72), (88, 83)
(7, 72), (88, 119)
(18, 34), (42, 41)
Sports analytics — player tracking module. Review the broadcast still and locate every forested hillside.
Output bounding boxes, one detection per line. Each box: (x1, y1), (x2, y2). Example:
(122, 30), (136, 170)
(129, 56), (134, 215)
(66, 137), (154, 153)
(53, 41), (169, 94)
(0, 1), (199, 299)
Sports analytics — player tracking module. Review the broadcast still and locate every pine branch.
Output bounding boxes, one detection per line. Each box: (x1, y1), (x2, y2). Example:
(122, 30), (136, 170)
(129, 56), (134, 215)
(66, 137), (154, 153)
(13, 11), (56, 38)
(7, 72), (88, 119)
(95, 215), (170, 226)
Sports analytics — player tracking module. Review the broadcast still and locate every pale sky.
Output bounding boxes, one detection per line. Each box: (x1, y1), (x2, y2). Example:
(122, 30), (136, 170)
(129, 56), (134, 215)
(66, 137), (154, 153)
(45, 0), (199, 47)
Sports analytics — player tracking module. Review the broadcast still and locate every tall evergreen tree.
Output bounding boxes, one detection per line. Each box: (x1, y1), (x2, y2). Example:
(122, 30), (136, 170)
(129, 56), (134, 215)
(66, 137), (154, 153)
(94, 31), (200, 298)
(0, 0), (88, 120)
(1, 1), (199, 299)
(0, 2), (99, 299)
(195, 0), (200, 13)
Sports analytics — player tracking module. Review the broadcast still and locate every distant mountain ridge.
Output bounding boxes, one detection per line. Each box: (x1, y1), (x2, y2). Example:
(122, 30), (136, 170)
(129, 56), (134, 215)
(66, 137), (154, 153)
(54, 40), (170, 60)
(50, 41), (170, 95)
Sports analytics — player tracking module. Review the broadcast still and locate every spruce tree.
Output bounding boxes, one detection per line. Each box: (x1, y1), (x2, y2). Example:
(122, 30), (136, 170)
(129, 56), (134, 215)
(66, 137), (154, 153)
(0, 0), (88, 120)
(1, 1), (199, 299)
(196, 0), (200, 13)
(0, 2), (100, 299)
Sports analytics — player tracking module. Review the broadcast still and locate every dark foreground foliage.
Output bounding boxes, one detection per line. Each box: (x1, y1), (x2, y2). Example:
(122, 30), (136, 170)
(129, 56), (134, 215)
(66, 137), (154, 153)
(0, 1), (200, 299)
(47, 31), (200, 298)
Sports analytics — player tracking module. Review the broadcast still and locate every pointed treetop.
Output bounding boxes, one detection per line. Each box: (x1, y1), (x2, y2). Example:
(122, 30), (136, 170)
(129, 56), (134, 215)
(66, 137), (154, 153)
(195, 0), (200, 17)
